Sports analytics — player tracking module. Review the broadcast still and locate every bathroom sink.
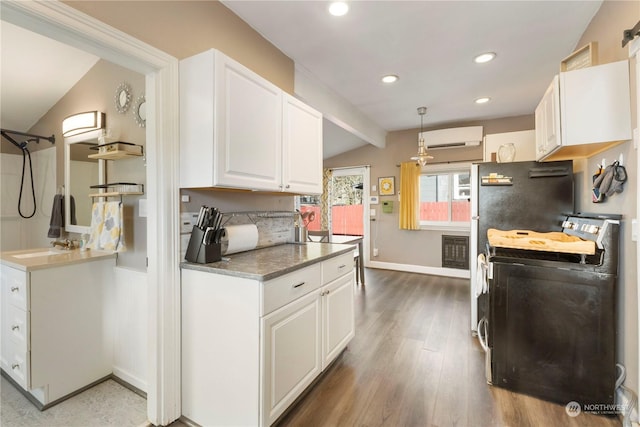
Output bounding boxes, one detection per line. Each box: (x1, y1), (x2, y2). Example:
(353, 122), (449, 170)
(12, 250), (66, 259)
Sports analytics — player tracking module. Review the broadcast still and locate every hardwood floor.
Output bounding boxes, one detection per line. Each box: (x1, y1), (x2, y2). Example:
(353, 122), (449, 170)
(276, 268), (621, 427)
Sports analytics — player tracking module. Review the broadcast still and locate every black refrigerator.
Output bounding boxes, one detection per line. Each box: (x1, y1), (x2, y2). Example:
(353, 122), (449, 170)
(469, 160), (574, 333)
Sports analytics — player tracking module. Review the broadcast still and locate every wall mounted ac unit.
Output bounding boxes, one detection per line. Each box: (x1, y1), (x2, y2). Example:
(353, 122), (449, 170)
(420, 126), (483, 149)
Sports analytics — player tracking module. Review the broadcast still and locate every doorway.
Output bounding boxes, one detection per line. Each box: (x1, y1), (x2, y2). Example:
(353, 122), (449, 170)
(297, 166), (370, 264)
(1, 2), (180, 425)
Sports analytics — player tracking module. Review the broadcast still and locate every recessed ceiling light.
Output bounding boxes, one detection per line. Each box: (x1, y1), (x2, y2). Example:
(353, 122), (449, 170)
(475, 97), (491, 104)
(381, 74), (399, 83)
(329, 2), (349, 16)
(474, 52), (496, 64)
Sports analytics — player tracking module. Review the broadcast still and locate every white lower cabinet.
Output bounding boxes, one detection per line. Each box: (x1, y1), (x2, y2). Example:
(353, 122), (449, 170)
(322, 273), (356, 368)
(0, 259), (115, 407)
(181, 251), (355, 426)
(262, 291), (322, 425)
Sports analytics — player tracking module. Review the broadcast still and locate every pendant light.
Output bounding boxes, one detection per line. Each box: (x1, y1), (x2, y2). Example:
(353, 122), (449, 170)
(410, 106), (433, 166)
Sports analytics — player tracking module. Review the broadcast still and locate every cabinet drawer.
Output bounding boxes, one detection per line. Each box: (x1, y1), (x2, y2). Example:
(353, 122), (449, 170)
(3, 345), (29, 389)
(322, 252), (354, 285)
(4, 304), (28, 351)
(263, 263), (322, 316)
(1, 266), (28, 310)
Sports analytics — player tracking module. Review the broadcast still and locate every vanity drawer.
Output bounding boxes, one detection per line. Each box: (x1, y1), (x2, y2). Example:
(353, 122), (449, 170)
(3, 345), (29, 390)
(4, 304), (28, 351)
(1, 266), (28, 311)
(322, 252), (354, 285)
(262, 263), (322, 316)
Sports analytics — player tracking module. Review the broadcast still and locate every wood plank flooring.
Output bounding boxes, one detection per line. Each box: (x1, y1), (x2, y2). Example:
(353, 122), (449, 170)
(275, 268), (621, 427)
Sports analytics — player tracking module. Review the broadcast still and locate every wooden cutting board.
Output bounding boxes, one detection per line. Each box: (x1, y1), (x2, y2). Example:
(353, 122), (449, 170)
(487, 228), (595, 255)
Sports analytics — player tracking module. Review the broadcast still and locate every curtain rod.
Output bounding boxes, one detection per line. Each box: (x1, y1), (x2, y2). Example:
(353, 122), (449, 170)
(328, 165), (370, 171)
(1, 128), (55, 150)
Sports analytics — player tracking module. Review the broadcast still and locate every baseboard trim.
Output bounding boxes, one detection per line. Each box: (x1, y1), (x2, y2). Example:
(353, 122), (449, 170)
(2, 369), (147, 411)
(1, 369), (112, 411)
(367, 261), (470, 279)
(112, 366), (147, 396)
(111, 374), (147, 399)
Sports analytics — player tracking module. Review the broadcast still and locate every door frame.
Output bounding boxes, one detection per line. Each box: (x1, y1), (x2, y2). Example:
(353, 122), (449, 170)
(329, 166), (370, 267)
(630, 34), (640, 399)
(0, 2), (181, 425)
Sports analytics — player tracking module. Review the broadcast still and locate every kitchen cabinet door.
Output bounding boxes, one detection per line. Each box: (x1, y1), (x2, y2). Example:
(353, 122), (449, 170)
(180, 49), (282, 190)
(262, 291), (322, 426)
(321, 272), (355, 368)
(535, 60), (631, 161)
(535, 76), (561, 161)
(215, 55), (283, 191)
(282, 94), (323, 194)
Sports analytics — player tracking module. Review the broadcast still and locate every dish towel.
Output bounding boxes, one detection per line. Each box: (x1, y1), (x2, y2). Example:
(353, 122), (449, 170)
(47, 194), (65, 238)
(87, 201), (126, 252)
(87, 202), (105, 250)
(99, 201), (126, 252)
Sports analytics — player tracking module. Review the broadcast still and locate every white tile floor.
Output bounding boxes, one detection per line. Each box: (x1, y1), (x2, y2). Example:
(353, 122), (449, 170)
(0, 376), (148, 427)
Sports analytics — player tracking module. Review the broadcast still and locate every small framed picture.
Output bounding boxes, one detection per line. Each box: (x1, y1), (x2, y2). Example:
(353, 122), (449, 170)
(370, 196), (379, 205)
(378, 176), (395, 196)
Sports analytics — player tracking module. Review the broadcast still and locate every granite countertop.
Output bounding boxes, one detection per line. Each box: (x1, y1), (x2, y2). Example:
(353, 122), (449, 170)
(181, 243), (355, 281)
(0, 248), (116, 271)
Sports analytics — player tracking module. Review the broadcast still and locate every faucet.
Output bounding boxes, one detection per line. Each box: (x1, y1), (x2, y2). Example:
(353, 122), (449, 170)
(51, 239), (77, 250)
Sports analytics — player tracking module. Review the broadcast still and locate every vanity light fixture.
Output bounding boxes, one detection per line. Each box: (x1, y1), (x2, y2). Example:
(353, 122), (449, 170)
(474, 52), (496, 64)
(329, 1), (349, 16)
(475, 97), (491, 104)
(62, 111), (105, 137)
(410, 106), (433, 167)
(381, 74), (399, 84)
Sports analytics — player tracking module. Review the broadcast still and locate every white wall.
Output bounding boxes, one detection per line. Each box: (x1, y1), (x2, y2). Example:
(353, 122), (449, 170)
(0, 146), (56, 250)
(112, 266), (148, 392)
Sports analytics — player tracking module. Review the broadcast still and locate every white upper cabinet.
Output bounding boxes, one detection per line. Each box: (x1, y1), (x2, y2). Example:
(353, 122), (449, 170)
(282, 94), (323, 194)
(180, 49), (322, 193)
(535, 60), (632, 161)
(535, 76), (561, 160)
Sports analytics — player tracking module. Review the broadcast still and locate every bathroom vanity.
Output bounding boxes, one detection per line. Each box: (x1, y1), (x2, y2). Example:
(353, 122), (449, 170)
(0, 248), (116, 409)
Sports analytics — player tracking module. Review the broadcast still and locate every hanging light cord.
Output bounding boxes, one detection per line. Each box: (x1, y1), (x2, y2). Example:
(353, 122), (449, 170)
(18, 143), (37, 219)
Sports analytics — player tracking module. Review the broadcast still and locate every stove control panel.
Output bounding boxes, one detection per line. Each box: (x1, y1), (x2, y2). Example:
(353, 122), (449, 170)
(563, 215), (620, 249)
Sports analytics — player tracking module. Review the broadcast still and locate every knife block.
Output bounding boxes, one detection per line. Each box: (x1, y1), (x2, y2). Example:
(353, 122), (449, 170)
(185, 226), (222, 264)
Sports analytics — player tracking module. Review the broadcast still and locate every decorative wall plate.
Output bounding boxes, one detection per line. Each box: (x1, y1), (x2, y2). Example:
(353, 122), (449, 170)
(114, 82), (132, 114)
(133, 94), (146, 128)
(378, 176), (395, 196)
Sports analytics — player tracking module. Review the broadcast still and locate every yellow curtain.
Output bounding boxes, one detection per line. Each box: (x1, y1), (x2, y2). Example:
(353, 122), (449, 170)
(399, 161), (421, 230)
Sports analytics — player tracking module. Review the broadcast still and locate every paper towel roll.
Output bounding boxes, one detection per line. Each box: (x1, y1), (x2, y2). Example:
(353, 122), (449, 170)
(222, 224), (259, 255)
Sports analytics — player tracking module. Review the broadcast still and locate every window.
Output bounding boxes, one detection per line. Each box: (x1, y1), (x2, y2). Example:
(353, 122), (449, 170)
(419, 169), (471, 228)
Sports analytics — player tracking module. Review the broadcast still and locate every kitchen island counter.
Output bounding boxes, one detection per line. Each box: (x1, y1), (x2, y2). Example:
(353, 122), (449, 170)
(180, 242), (355, 281)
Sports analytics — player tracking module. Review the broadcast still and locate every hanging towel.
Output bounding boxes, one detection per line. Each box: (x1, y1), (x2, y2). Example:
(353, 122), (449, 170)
(99, 201), (126, 252)
(87, 202), (105, 250)
(47, 194), (65, 238)
(69, 195), (77, 225)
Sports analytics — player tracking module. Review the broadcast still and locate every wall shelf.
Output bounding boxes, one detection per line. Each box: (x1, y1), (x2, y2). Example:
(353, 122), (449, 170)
(89, 191), (144, 198)
(88, 141), (143, 160)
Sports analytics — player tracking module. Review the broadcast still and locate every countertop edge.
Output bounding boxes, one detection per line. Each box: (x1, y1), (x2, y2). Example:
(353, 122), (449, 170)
(180, 243), (355, 281)
(0, 249), (117, 272)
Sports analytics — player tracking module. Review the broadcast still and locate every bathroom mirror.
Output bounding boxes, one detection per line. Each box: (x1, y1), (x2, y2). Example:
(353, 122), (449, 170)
(65, 139), (105, 234)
